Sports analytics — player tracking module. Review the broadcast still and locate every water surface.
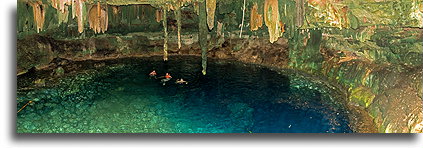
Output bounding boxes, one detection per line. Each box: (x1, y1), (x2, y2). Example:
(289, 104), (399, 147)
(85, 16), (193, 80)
(17, 56), (352, 133)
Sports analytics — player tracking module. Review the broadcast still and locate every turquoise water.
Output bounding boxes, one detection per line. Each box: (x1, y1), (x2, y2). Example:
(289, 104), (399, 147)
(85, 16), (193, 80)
(17, 56), (352, 133)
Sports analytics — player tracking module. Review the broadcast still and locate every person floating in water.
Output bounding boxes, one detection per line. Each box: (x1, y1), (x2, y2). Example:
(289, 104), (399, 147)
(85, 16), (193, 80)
(175, 78), (188, 84)
(149, 70), (157, 79)
(161, 73), (172, 85)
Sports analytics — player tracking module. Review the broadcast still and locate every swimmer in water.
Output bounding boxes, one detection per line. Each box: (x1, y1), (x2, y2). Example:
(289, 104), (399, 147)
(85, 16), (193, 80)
(161, 73), (172, 85)
(175, 78), (188, 84)
(149, 70), (157, 79)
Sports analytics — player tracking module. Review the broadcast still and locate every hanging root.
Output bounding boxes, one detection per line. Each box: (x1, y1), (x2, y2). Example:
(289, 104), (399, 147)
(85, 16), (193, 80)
(17, 101), (33, 113)
(176, 8), (182, 49)
(163, 9), (168, 61)
(239, 0), (246, 38)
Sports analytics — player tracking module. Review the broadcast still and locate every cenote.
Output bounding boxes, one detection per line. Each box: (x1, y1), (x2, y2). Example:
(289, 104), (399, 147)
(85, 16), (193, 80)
(17, 56), (352, 133)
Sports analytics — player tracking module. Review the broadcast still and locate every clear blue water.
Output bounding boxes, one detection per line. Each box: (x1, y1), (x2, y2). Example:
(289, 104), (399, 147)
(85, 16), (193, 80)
(17, 56), (352, 133)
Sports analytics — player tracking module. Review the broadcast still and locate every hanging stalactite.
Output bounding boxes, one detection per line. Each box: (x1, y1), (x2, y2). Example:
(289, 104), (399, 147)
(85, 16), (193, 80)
(155, 9), (162, 22)
(162, 8), (168, 61)
(29, 1), (46, 33)
(264, 0), (283, 43)
(199, 0), (208, 75)
(250, 2), (263, 31)
(51, 0), (71, 13)
(51, 0), (85, 33)
(111, 5), (119, 15)
(175, 8), (182, 49)
(206, 0), (216, 30)
(295, 0), (305, 27)
(75, 0), (85, 33)
(88, 2), (108, 34)
(71, 0), (76, 18)
(57, 4), (69, 25)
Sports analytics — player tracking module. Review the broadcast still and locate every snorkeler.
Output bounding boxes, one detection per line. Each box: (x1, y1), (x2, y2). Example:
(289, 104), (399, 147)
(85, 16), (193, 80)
(175, 78), (188, 84)
(149, 70), (157, 79)
(161, 73), (172, 85)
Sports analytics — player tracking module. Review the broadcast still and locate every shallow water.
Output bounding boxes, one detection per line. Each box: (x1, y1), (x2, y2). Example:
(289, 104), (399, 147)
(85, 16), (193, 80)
(17, 56), (352, 133)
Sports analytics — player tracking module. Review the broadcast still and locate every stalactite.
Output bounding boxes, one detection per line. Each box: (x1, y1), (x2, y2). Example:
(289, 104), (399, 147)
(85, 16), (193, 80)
(217, 21), (223, 37)
(104, 3), (109, 31)
(88, 2), (108, 34)
(264, 0), (283, 43)
(199, 0), (208, 75)
(51, 0), (84, 33)
(97, 1), (100, 18)
(112, 6), (119, 15)
(75, 0), (85, 33)
(51, 0), (58, 9)
(29, 1), (46, 33)
(156, 9), (162, 22)
(71, 0), (76, 18)
(51, 0), (71, 13)
(175, 8), (182, 49)
(206, 0), (216, 30)
(163, 9), (168, 61)
(295, 0), (304, 27)
(250, 2), (263, 31)
(57, 5), (69, 25)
